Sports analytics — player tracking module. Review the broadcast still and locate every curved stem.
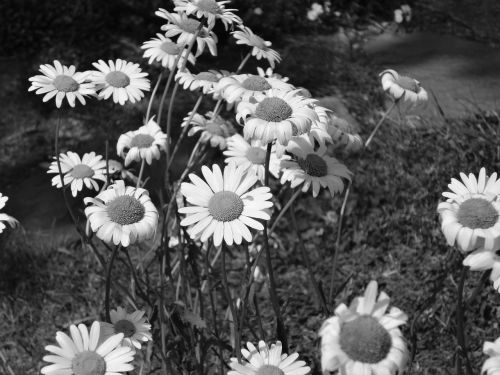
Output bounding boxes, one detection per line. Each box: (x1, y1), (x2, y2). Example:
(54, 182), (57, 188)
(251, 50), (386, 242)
(269, 188), (301, 234)
(146, 72), (163, 123)
(105, 245), (120, 322)
(236, 52), (252, 74)
(456, 265), (473, 375)
(364, 100), (398, 148)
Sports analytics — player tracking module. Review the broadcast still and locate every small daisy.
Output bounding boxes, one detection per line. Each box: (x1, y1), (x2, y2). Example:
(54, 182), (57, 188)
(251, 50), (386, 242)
(380, 69), (428, 105)
(91, 59), (150, 105)
(182, 111), (234, 149)
(173, 0), (242, 30)
(228, 340), (310, 375)
(158, 10), (218, 56)
(41, 321), (134, 375)
(319, 280), (408, 375)
(28, 60), (95, 108)
(84, 180), (159, 247)
(0, 193), (19, 234)
(232, 26), (281, 68)
(437, 168), (500, 252)
(47, 151), (107, 197)
(464, 248), (500, 292)
(178, 163), (273, 246)
(482, 337), (500, 375)
(280, 134), (352, 198)
(117, 118), (168, 166)
(101, 307), (152, 349)
(141, 34), (196, 69)
(223, 134), (287, 181)
(176, 69), (228, 95)
(217, 73), (293, 104)
(236, 89), (318, 146)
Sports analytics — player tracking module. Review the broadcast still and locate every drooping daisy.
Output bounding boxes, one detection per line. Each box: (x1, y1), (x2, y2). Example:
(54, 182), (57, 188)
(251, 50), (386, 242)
(176, 69), (228, 95)
(217, 73), (293, 104)
(91, 59), (150, 105)
(319, 280), (408, 375)
(158, 10), (218, 56)
(280, 134), (352, 198)
(380, 69), (428, 105)
(84, 180), (159, 247)
(141, 34), (196, 69)
(41, 321), (134, 375)
(28, 60), (95, 108)
(236, 89), (318, 146)
(482, 337), (500, 375)
(101, 307), (152, 349)
(223, 134), (287, 181)
(437, 168), (500, 252)
(0, 193), (19, 234)
(47, 151), (107, 197)
(182, 111), (234, 149)
(228, 341), (310, 375)
(232, 26), (281, 68)
(173, 0), (242, 30)
(464, 248), (500, 292)
(178, 163), (273, 246)
(117, 118), (168, 166)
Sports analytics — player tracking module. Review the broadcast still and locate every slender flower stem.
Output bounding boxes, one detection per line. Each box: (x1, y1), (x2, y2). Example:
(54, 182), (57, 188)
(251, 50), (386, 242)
(136, 159), (146, 188)
(105, 245), (120, 322)
(146, 72), (163, 122)
(456, 265), (473, 375)
(269, 188), (301, 234)
(236, 52), (252, 74)
(105, 139), (110, 188)
(364, 100), (398, 148)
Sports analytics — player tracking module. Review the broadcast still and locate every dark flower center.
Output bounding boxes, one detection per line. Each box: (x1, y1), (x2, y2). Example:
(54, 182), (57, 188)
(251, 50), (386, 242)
(194, 72), (219, 82)
(107, 195), (145, 225)
(53, 74), (80, 92)
(196, 0), (223, 14)
(395, 75), (419, 92)
(339, 315), (392, 364)
(130, 134), (155, 148)
(105, 71), (130, 88)
(160, 41), (181, 55)
(72, 351), (106, 375)
(208, 191), (244, 222)
(256, 365), (285, 375)
(114, 319), (136, 338)
(245, 147), (266, 165)
(71, 164), (95, 179)
(255, 97), (293, 122)
(297, 154), (328, 177)
(457, 198), (498, 229)
(242, 76), (272, 91)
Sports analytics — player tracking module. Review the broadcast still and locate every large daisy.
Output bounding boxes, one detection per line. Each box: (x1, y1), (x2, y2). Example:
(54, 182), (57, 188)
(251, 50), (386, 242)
(47, 151), (107, 197)
(84, 180), (159, 247)
(380, 69), (428, 105)
(232, 26), (281, 68)
(319, 280), (408, 375)
(41, 321), (134, 375)
(0, 193), (19, 234)
(158, 10), (218, 56)
(101, 307), (152, 349)
(482, 337), (500, 375)
(176, 69), (228, 95)
(91, 59), (150, 105)
(28, 60), (95, 108)
(228, 341), (310, 375)
(117, 118), (168, 166)
(178, 163), (273, 246)
(280, 134), (352, 198)
(464, 248), (500, 292)
(236, 89), (318, 146)
(437, 168), (500, 252)
(173, 0), (242, 30)
(182, 111), (234, 149)
(141, 34), (196, 69)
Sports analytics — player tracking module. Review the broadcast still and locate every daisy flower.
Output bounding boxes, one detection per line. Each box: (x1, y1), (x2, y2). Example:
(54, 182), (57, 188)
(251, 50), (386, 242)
(236, 89), (318, 146)
(159, 10), (218, 56)
(380, 69), (428, 105)
(91, 59), (150, 105)
(177, 69), (228, 95)
(482, 337), (500, 375)
(182, 111), (234, 149)
(437, 168), (500, 252)
(178, 163), (273, 246)
(223, 134), (287, 182)
(280, 134), (352, 198)
(0, 193), (19, 234)
(141, 34), (196, 69)
(47, 151), (107, 197)
(117, 118), (168, 166)
(464, 248), (500, 292)
(107, 160), (139, 185)
(101, 307), (152, 349)
(228, 341), (310, 375)
(257, 67), (289, 82)
(327, 114), (363, 152)
(28, 60), (95, 108)
(41, 321), (134, 375)
(232, 26), (281, 68)
(173, 0), (242, 30)
(319, 280), (408, 375)
(84, 180), (159, 247)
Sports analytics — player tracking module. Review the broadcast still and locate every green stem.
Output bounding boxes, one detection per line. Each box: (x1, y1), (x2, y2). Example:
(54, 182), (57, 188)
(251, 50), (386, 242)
(136, 159), (146, 188)
(456, 265), (473, 375)
(105, 245), (120, 322)
(269, 188), (301, 234)
(364, 100), (398, 148)
(236, 52), (252, 74)
(146, 72), (163, 123)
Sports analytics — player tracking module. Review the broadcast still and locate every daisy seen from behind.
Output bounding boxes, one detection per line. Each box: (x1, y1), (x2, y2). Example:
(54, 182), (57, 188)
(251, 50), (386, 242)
(437, 168), (500, 252)
(0, 193), (18, 234)
(173, 0), (242, 30)
(182, 111), (234, 149)
(101, 307), (152, 349)
(141, 34), (196, 69)
(178, 163), (273, 246)
(232, 26), (281, 68)
(28, 60), (95, 108)
(380, 69), (428, 106)
(84, 180), (159, 247)
(117, 118), (168, 166)
(41, 321), (134, 375)
(91, 59), (150, 105)
(228, 340), (310, 375)
(177, 69), (228, 95)
(47, 151), (107, 197)
(319, 280), (408, 375)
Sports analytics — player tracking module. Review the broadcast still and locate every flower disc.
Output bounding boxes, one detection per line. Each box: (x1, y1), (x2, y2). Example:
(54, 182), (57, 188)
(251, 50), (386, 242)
(114, 319), (137, 337)
(107, 196), (145, 225)
(130, 134), (155, 148)
(71, 164), (95, 179)
(72, 351), (106, 375)
(298, 154), (328, 177)
(208, 191), (244, 222)
(256, 364), (285, 375)
(242, 76), (272, 91)
(53, 75), (80, 92)
(106, 71), (130, 88)
(255, 97), (292, 122)
(457, 198), (499, 229)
